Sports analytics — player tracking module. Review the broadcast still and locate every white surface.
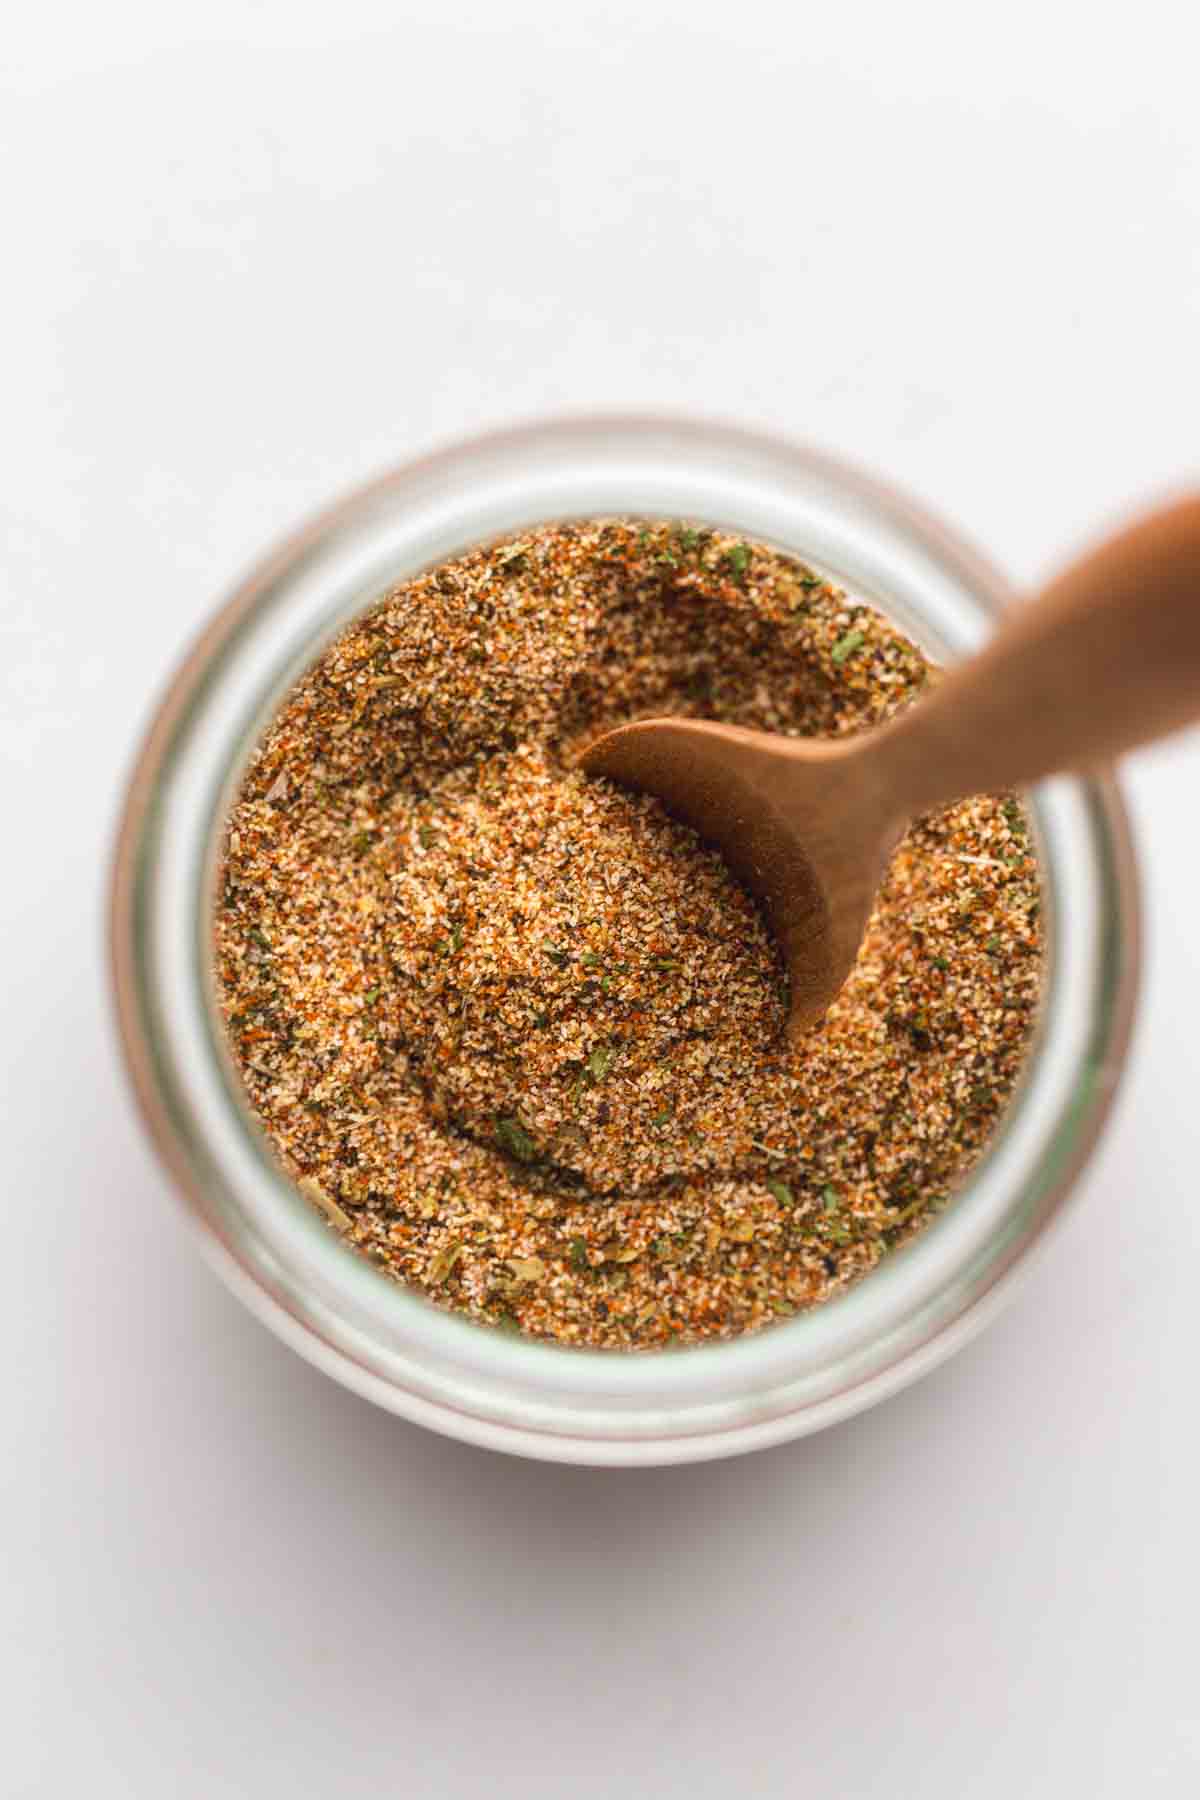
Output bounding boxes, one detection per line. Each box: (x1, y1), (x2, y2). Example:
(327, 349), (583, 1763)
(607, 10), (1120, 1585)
(4, 4), (1199, 1795)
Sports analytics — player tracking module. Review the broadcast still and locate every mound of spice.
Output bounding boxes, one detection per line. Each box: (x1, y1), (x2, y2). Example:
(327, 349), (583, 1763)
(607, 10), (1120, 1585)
(216, 520), (1043, 1348)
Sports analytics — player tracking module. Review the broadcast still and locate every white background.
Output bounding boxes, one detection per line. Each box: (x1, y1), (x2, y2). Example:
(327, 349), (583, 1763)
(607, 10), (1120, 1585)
(4, 4), (1200, 1795)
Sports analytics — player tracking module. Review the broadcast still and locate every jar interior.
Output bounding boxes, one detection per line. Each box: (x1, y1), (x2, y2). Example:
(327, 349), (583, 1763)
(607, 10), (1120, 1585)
(113, 420), (1137, 1460)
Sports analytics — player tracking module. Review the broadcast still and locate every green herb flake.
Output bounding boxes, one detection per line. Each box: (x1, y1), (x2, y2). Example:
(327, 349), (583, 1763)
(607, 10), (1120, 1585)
(351, 830), (375, 856)
(450, 923), (464, 952)
(724, 542), (751, 582)
(427, 1240), (464, 1285)
(1002, 797), (1028, 842)
(766, 1178), (794, 1206)
(647, 957), (678, 971)
(586, 1044), (615, 1081)
(831, 628), (866, 665)
(581, 951), (604, 967)
(496, 1116), (539, 1164)
(678, 526), (700, 550)
(651, 1105), (673, 1126)
(822, 1184), (840, 1213)
(569, 1236), (590, 1272)
(363, 986), (381, 1006)
(417, 825), (437, 849)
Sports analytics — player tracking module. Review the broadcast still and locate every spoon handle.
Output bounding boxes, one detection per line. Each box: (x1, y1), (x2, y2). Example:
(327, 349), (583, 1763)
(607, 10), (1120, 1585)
(870, 494), (1200, 818)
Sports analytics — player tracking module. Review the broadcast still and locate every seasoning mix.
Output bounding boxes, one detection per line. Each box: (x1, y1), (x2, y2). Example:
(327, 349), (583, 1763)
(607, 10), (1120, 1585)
(216, 521), (1042, 1348)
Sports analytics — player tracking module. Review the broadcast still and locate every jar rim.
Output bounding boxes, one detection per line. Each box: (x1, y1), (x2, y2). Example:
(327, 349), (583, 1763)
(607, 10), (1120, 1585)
(109, 413), (1140, 1464)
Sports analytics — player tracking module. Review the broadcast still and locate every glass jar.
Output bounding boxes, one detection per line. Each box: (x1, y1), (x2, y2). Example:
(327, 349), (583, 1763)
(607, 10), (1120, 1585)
(110, 416), (1139, 1465)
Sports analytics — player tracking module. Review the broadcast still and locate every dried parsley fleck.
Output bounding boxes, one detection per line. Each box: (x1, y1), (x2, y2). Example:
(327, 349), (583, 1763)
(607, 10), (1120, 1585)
(1002, 797), (1028, 841)
(496, 1117), (539, 1163)
(831, 628), (865, 665)
(725, 542), (751, 582)
(427, 1240), (463, 1285)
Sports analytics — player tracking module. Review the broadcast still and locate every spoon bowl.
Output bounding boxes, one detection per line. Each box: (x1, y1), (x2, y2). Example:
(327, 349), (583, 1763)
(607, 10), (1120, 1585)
(581, 719), (902, 1035)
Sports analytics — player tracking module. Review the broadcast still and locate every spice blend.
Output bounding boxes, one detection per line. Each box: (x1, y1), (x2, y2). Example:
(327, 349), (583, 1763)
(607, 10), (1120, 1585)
(216, 521), (1042, 1348)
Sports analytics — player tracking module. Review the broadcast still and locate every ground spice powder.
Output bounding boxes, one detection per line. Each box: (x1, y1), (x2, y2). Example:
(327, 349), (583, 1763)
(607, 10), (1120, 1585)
(216, 521), (1042, 1348)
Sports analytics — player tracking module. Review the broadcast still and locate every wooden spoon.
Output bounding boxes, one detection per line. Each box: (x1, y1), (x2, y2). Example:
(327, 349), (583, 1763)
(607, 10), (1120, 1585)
(581, 495), (1200, 1037)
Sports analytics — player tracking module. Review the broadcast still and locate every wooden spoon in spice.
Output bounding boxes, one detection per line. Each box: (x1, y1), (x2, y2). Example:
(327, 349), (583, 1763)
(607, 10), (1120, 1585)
(582, 494), (1200, 1037)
